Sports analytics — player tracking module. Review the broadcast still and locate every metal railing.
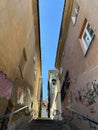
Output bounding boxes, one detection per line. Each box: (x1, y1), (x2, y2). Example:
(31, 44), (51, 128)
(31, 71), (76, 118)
(66, 107), (98, 125)
(52, 107), (98, 129)
(66, 106), (98, 129)
(0, 106), (28, 120)
(0, 106), (28, 130)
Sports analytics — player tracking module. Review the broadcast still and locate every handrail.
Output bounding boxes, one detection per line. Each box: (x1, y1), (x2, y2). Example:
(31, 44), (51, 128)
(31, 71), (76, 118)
(66, 106), (98, 125)
(0, 106), (28, 120)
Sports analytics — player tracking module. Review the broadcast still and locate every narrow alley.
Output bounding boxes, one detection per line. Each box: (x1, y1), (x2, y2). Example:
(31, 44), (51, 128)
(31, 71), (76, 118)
(0, 0), (98, 130)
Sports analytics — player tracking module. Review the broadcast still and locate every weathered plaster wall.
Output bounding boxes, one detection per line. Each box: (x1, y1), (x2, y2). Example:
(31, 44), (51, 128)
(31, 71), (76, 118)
(60, 0), (98, 129)
(0, 0), (41, 120)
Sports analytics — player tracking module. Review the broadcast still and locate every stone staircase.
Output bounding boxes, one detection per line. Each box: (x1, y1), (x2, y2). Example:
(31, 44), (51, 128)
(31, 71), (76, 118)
(15, 118), (81, 130)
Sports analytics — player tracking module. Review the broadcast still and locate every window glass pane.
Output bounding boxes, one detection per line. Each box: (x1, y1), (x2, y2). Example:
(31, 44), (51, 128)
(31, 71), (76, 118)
(75, 4), (79, 14)
(87, 23), (94, 37)
(83, 32), (90, 47)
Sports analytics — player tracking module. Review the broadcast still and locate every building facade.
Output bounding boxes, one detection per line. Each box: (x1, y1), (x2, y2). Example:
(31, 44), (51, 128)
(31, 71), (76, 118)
(0, 0), (42, 126)
(47, 70), (62, 120)
(37, 77), (43, 117)
(41, 100), (48, 118)
(55, 0), (98, 129)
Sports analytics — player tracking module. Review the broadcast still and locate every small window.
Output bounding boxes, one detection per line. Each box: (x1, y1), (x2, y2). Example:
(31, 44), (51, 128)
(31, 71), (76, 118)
(52, 79), (56, 85)
(71, 1), (79, 26)
(33, 56), (36, 64)
(79, 19), (95, 55)
(23, 48), (27, 61)
(19, 48), (27, 78)
(34, 69), (37, 80)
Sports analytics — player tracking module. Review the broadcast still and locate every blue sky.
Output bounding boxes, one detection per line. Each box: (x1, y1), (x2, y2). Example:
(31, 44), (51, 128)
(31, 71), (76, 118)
(39, 0), (65, 100)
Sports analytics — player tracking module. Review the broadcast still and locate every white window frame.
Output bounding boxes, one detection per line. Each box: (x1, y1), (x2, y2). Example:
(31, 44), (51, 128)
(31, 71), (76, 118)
(71, 1), (79, 26)
(81, 22), (95, 55)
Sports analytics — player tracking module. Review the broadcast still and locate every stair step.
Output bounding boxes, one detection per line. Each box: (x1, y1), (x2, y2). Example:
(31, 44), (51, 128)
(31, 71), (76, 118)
(15, 118), (81, 130)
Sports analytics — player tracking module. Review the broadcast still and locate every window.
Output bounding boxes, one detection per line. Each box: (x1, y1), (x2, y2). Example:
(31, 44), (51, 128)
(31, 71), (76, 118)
(23, 48), (27, 61)
(34, 69), (37, 80)
(52, 79), (56, 85)
(19, 48), (27, 78)
(61, 71), (70, 101)
(79, 19), (95, 55)
(71, 1), (79, 25)
(33, 56), (36, 64)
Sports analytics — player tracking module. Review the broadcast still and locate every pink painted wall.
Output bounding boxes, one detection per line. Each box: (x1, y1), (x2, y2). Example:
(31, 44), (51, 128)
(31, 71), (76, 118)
(60, 0), (98, 129)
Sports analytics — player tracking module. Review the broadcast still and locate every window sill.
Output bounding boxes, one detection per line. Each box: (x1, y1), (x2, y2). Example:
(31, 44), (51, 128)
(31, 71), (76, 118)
(79, 39), (87, 56)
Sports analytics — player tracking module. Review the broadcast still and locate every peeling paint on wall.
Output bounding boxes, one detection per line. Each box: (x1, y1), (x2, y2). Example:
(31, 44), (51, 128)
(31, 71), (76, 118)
(0, 71), (13, 99)
(77, 81), (97, 103)
(17, 86), (32, 109)
(66, 66), (98, 121)
(72, 79), (98, 116)
(17, 86), (24, 105)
